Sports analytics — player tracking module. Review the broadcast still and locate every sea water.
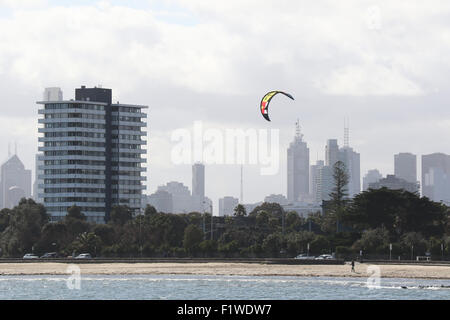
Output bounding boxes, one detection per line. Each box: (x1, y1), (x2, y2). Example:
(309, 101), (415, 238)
(0, 274), (449, 300)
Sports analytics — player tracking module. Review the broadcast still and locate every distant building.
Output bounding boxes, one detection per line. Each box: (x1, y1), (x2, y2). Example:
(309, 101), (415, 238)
(369, 175), (419, 193)
(287, 120), (309, 202)
(157, 182), (193, 213)
(325, 139), (339, 167)
(424, 167), (450, 205)
(421, 153), (450, 199)
(363, 169), (382, 191)
(192, 163), (205, 212)
(394, 153), (417, 184)
(264, 194), (288, 205)
(309, 160), (324, 204)
(0, 154), (32, 209)
(338, 146), (360, 197)
(43, 87), (63, 102)
(219, 196), (239, 216)
(282, 202), (322, 218)
(147, 190), (173, 213)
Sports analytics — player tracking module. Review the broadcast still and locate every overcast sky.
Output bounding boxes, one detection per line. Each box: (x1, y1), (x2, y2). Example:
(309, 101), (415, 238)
(0, 0), (449, 213)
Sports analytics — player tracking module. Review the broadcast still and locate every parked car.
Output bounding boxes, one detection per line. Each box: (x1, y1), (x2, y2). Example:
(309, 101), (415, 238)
(294, 253), (315, 260)
(75, 253), (92, 259)
(23, 253), (39, 259)
(314, 254), (334, 260)
(40, 252), (58, 258)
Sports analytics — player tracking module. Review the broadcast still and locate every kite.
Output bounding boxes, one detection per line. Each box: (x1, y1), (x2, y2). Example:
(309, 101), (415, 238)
(260, 91), (294, 122)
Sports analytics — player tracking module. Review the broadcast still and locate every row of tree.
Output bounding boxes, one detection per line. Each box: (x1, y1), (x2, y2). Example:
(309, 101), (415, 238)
(0, 185), (448, 259)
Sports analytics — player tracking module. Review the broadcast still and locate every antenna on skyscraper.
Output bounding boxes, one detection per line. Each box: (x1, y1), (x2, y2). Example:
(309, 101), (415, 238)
(295, 118), (303, 140)
(344, 117), (350, 147)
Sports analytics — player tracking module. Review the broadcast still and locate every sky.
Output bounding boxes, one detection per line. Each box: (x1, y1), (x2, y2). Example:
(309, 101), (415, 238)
(0, 0), (449, 213)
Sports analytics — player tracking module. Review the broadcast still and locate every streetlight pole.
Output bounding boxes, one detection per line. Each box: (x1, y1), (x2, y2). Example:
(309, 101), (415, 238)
(389, 243), (392, 261)
(210, 203), (213, 241)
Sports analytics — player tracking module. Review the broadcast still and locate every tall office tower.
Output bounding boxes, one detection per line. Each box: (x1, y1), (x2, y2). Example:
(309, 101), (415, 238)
(338, 146), (361, 197)
(43, 87), (63, 101)
(394, 153), (417, 183)
(219, 196), (239, 216)
(37, 86), (147, 223)
(287, 120), (310, 202)
(424, 168), (450, 204)
(192, 163), (205, 212)
(0, 154), (32, 209)
(325, 139), (339, 167)
(310, 160), (324, 204)
(192, 163), (205, 198)
(421, 153), (450, 199)
(363, 169), (383, 191)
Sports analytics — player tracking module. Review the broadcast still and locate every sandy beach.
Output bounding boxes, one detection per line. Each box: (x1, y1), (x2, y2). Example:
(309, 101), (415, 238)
(0, 262), (449, 279)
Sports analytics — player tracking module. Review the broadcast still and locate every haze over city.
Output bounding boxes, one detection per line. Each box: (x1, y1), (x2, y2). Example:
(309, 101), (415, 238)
(0, 1), (449, 213)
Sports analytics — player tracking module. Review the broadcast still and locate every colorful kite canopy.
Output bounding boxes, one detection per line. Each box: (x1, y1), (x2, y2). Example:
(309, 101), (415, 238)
(260, 91), (294, 122)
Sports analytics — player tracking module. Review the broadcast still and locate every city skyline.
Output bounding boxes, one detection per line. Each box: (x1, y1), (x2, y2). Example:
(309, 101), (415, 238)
(0, 1), (449, 214)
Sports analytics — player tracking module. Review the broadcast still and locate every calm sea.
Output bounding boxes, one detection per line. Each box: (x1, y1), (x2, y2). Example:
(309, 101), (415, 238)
(0, 274), (449, 300)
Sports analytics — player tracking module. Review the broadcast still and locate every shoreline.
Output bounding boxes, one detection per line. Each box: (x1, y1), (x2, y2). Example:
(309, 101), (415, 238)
(1, 262), (450, 280)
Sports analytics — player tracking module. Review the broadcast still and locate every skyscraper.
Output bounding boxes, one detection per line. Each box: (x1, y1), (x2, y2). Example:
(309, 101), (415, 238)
(421, 153), (450, 199)
(219, 196), (239, 216)
(363, 169), (382, 191)
(0, 154), (32, 209)
(394, 153), (417, 184)
(338, 146), (361, 197)
(192, 162), (205, 212)
(43, 87), (63, 102)
(310, 160), (324, 204)
(287, 120), (309, 202)
(192, 163), (205, 199)
(325, 139), (339, 167)
(37, 86), (147, 223)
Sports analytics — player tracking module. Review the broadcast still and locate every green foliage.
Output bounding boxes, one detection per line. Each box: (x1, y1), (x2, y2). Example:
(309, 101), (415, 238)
(67, 205), (86, 221)
(183, 224), (203, 256)
(233, 204), (247, 217)
(110, 205), (133, 225)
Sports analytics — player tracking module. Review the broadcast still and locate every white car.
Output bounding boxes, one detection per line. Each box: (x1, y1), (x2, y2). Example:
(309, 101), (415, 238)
(294, 254), (315, 260)
(75, 253), (92, 259)
(315, 254), (334, 260)
(23, 253), (39, 259)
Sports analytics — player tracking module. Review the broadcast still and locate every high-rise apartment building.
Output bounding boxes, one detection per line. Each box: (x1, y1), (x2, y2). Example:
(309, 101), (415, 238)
(37, 86), (147, 223)
(219, 196), (239, 216)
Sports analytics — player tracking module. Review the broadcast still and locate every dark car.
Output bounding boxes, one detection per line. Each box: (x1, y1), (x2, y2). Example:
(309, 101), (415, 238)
(40, 252), (58, 258)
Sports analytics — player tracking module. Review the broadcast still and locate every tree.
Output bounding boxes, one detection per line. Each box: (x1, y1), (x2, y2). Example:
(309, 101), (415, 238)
(110, 205), (133, 225)
(352, 228), (390, 254)
(0, 198), (49, 256)
(66, 205), (86, 221)
(329, 161), (349, 232)
(70, 232), (101, 257)
(233, 204), (247, 217)
(183, 224), (203, 256)
(144, 204), (157, 216)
